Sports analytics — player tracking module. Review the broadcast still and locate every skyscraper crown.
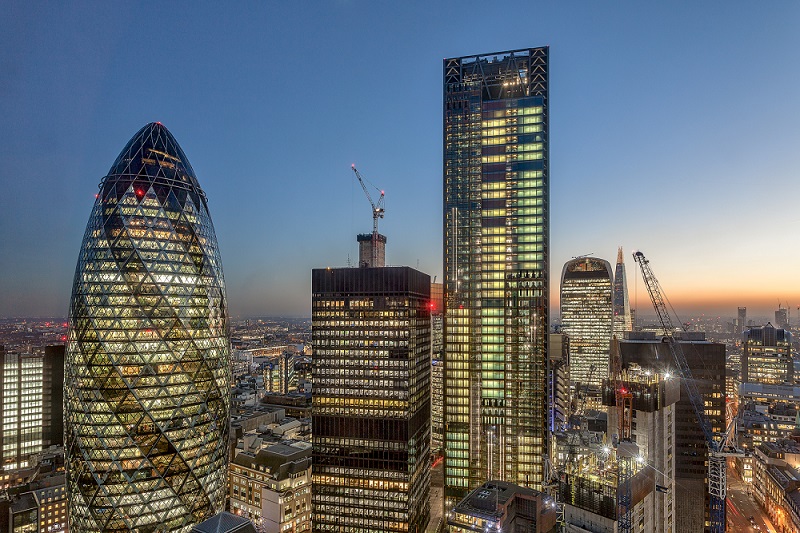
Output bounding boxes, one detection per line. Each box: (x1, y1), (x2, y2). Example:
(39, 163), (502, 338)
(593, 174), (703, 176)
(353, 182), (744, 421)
(100, 122), (206, 209)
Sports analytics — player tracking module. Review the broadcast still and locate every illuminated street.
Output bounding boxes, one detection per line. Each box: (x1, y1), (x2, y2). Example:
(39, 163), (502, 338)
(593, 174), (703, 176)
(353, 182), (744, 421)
(727, 468), (777, 533)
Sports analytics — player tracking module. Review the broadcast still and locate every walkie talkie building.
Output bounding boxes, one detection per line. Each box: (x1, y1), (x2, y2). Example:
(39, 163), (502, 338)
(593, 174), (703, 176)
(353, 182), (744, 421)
(65, 123), (230, 531)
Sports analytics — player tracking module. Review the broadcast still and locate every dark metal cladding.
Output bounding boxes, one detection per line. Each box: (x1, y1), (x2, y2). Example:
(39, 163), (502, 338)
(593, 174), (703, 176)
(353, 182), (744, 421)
(65, 123), (230, 532)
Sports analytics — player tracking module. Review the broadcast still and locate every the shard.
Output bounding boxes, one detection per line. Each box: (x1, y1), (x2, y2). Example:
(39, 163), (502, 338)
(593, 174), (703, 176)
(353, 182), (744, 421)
(65, 123), (230, 532)
(613, 246), (632, 336)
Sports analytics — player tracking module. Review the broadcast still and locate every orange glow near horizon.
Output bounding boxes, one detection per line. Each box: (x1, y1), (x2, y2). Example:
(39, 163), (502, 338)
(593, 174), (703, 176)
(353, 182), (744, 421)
(552, 279), (800, 318)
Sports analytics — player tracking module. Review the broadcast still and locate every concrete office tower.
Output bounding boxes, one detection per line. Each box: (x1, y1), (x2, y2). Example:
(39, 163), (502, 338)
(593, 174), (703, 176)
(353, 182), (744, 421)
(620, 331), (726, 532)
(357, 232), (386, 268)
(612, 247), (632, 337)
(443, 47), (550, 506)
(560, 257), (614, 387)
(66, 123), (230, 531)
(738, 307), (747, 335)
(742, 323), (793, 385)
(603, 356), (679, 532)
(311, 266), (431, 532)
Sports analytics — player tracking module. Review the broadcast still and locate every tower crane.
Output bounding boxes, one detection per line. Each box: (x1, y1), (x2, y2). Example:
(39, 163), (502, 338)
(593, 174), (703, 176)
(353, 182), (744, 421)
(351, 165), (385, 235)
(632, 251), (741, 533)
(351, 165), (386, 268)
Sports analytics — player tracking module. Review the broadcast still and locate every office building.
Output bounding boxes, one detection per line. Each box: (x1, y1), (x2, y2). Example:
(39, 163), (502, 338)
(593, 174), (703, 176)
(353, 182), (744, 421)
(262, 352), (297, 394)
(1, 349), (44, 471)
(742, 323), (793, 385)
(65, 123), (230, 531)
(752, 440), (800, 532)
(738, 307), (747, 335)
(443, 47), (550, 506)
(0, 344), (63, 474)
(619, 331), (726, 532)
(311, 266), (431, 532)
(42, 345), (64, 448)
(560, 257), (614, 387)
(447, 480), (557, 533)
(229, 443), (311, 532)
(432, 358), (444, 454)
(7, 474), (67, 533)
(431, 282), (444, 454)
(612, 247), (632, 337)
(776, 305), (789, 330)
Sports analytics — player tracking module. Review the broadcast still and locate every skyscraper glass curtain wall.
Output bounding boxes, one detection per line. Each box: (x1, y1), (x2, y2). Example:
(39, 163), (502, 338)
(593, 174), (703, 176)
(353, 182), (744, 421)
(612, 247), (632, 337)
(443, 47), (549, 506)
(560, 257), (613, 387)
(65, 123), (230, 532)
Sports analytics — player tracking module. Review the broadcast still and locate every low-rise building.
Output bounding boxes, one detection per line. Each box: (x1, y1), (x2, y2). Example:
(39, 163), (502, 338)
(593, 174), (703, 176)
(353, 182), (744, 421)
(752, 441), (800, 532)
(7, 473), (67, 533)
(447, 480), (558, 533)
(191, 511), (257, 533)
(229, 443), (311, 533)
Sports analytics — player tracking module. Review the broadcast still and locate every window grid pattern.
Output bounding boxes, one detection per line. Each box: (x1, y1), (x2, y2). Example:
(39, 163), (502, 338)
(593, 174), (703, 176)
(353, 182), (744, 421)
(65, 123), (230, 532)
(311, 267), (431, 533)
(1, 352), (44, 471)
(560, 257), (614, 386)
(443, 48), (549, 508)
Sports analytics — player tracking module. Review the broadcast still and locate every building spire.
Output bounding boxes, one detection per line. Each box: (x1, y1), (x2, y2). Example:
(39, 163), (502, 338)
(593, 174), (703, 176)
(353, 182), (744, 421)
(617, 246), (624, 264)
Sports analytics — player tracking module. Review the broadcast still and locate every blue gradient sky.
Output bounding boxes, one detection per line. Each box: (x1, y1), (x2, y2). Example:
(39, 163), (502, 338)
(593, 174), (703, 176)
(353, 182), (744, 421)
(1, 2), (799, 319)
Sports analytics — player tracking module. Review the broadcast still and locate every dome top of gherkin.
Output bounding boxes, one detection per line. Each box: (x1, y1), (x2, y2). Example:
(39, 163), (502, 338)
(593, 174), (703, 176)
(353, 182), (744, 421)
(101, 122), (206, 206)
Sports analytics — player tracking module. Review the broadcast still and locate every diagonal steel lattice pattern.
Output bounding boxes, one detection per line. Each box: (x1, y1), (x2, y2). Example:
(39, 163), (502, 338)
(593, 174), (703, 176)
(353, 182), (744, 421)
(66, 123), (230, 532)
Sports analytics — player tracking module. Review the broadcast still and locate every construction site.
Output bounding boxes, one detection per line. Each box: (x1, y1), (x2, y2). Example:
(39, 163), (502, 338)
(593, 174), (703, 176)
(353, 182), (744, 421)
(547, 341), (679, 533)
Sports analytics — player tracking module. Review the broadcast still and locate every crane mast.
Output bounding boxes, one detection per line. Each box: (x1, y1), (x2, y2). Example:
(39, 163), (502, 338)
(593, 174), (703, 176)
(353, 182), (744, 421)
(351, 165), (386, 268)
(632, 251), (731, 533)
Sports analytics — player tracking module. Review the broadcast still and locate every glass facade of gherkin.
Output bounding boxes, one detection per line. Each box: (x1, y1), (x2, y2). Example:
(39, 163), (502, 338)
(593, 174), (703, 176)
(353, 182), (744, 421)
(65, 123), (230, 532)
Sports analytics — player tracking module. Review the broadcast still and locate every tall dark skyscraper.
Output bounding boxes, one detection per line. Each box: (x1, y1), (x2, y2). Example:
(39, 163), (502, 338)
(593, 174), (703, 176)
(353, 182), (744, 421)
(311, 266), (431, 532)
(65, 123), (230, 531)
(612, 247), (632, 337)
(443, 47), (549, 506)
(43, 344), (65, 448)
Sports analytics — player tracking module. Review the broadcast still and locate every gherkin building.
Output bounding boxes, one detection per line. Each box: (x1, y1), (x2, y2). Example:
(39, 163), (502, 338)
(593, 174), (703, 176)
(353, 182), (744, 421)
(66, 123), (230, 532)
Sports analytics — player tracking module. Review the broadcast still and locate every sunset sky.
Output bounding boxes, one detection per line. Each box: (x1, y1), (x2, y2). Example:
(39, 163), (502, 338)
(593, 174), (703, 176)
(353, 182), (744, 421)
(1, 2), (798, 319)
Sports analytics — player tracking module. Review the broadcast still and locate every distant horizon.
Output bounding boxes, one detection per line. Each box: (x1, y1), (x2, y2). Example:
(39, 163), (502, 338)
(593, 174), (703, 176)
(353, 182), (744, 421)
(1, 307), (792, 324)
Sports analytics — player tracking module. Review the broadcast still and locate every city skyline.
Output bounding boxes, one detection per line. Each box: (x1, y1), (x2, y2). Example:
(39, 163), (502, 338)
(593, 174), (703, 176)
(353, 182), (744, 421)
(2, 2), (799, 319)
